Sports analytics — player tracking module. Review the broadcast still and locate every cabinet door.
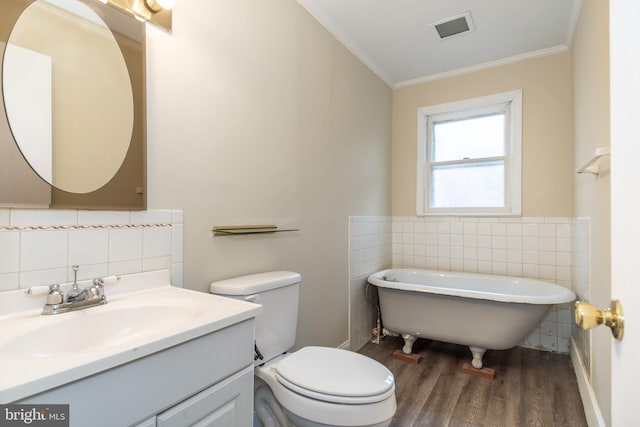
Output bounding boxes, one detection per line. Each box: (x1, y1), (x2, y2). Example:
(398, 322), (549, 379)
(156, 367), (253, 427)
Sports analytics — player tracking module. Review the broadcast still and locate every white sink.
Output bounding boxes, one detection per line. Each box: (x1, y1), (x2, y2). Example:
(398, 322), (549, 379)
(0, 270), (262, 403)
(2, 305), (195, 359)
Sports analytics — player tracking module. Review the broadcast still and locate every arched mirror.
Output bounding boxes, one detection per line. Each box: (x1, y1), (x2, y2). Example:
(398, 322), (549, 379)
(0, 0), (145, 209)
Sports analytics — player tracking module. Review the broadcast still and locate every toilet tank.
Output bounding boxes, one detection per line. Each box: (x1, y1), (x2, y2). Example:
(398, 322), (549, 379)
(210, 271), (300, 365)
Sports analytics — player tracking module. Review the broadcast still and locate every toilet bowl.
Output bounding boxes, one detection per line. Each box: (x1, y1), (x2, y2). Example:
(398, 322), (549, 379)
(255, 348), (395, 427)
(210, 271), (397, 427)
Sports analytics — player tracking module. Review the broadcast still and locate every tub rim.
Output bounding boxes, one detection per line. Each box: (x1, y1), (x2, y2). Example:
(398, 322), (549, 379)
(367, 268), (576, 305)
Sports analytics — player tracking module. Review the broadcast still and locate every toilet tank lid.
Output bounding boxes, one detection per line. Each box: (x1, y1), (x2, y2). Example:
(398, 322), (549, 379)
(210, 271), (301, 295)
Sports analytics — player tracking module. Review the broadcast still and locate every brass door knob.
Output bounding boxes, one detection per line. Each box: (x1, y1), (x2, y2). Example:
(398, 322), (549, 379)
(575, 300), (624, 340)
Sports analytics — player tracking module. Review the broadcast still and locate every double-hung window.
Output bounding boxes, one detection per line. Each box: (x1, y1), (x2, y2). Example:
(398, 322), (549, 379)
(416, 90), (522, 216)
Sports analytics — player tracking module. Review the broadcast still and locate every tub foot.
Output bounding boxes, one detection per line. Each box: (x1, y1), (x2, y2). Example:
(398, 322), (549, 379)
(469, 346), (486, 369)
(401, 334), (417, 354)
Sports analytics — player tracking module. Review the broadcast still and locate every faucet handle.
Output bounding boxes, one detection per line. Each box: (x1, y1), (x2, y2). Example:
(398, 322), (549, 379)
(87, 284), (104, 299)
(24, 285), (50, 296)
(46, 284), (64, 305)
(89, 275), (119, 298)
(92, 275), (120, 286)
(24, 284), (61, 297)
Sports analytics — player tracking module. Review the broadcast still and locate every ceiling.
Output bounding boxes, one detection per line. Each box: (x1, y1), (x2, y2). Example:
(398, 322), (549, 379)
(295, 0), (582, 87)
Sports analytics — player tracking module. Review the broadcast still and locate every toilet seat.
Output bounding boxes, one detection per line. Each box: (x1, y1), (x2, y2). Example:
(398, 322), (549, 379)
(273, 346), (395, 404)
(256, 349), (397, 427)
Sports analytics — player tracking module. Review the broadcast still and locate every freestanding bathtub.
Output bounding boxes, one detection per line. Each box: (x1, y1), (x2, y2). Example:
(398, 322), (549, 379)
(367, 268), (576, 369)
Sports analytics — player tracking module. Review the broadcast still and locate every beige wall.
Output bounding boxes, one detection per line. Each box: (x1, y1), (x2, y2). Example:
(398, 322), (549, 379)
(145, 0), (391, 349)
(392, 52), (573, 217)
(572, 0), (611, 424)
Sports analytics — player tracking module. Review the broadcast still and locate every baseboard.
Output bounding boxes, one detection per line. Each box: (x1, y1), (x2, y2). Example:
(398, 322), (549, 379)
(571, 338), (606, 427)
(337, 340), (350, 350)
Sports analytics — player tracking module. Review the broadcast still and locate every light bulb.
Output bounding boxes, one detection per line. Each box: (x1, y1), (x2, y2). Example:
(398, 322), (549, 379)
(145, 0), (175, 12)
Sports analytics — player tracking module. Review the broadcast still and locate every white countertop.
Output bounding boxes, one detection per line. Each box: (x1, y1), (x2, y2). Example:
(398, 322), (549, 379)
(0, 270), (262, 403)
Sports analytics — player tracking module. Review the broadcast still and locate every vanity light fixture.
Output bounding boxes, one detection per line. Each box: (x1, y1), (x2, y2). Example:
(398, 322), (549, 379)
(144, 0), (175, 12)
(105, 0), (174, 32)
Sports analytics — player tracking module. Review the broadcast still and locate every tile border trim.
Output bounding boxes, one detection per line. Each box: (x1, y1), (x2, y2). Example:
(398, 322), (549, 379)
(0, 223), (172, 232)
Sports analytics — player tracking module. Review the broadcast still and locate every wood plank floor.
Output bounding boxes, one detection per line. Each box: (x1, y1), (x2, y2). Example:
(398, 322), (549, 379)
(358, 337), (587, 427)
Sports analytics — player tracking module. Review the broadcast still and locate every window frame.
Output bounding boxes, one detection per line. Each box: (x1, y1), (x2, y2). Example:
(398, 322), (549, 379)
(416, 90), (522, 216)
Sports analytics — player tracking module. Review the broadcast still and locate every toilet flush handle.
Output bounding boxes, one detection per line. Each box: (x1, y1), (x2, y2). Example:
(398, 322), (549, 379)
(244, 294), (263, 361)
(254, 342), (264, 361)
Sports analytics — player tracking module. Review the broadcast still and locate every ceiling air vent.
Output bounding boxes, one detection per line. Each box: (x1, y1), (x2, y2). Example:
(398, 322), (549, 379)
(431, 12), (475, 40)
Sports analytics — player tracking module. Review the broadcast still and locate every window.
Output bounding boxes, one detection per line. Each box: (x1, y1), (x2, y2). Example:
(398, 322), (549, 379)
(416, 90), (522, 216)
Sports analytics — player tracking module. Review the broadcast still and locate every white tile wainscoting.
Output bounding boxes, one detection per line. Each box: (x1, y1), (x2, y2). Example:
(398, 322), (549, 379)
(348, 216), (392, 351)
(572, 218), (591, 374)
(0, 209), (183, 292)
(349, 216), (590, 359)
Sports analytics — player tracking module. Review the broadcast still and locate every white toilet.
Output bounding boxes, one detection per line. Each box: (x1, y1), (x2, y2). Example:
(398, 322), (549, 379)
(210, 271), (397, 427)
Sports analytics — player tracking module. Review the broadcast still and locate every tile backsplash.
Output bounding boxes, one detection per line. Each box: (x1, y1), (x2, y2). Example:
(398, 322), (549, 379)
(349, 215), (584, 356)
(0, 209), (183, 292)
(392, 216), (572, 285)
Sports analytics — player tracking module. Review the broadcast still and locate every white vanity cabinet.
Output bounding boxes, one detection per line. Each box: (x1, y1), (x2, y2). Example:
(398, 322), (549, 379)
(18, 319), (256, 427)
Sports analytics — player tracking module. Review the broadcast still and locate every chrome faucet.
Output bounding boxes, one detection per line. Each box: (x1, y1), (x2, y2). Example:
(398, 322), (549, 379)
(66, 265), (83, 303)
(42, 266), (108, 315)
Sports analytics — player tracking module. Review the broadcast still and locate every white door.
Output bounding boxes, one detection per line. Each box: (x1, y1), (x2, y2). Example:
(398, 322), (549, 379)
(609, 0), (640, 425)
